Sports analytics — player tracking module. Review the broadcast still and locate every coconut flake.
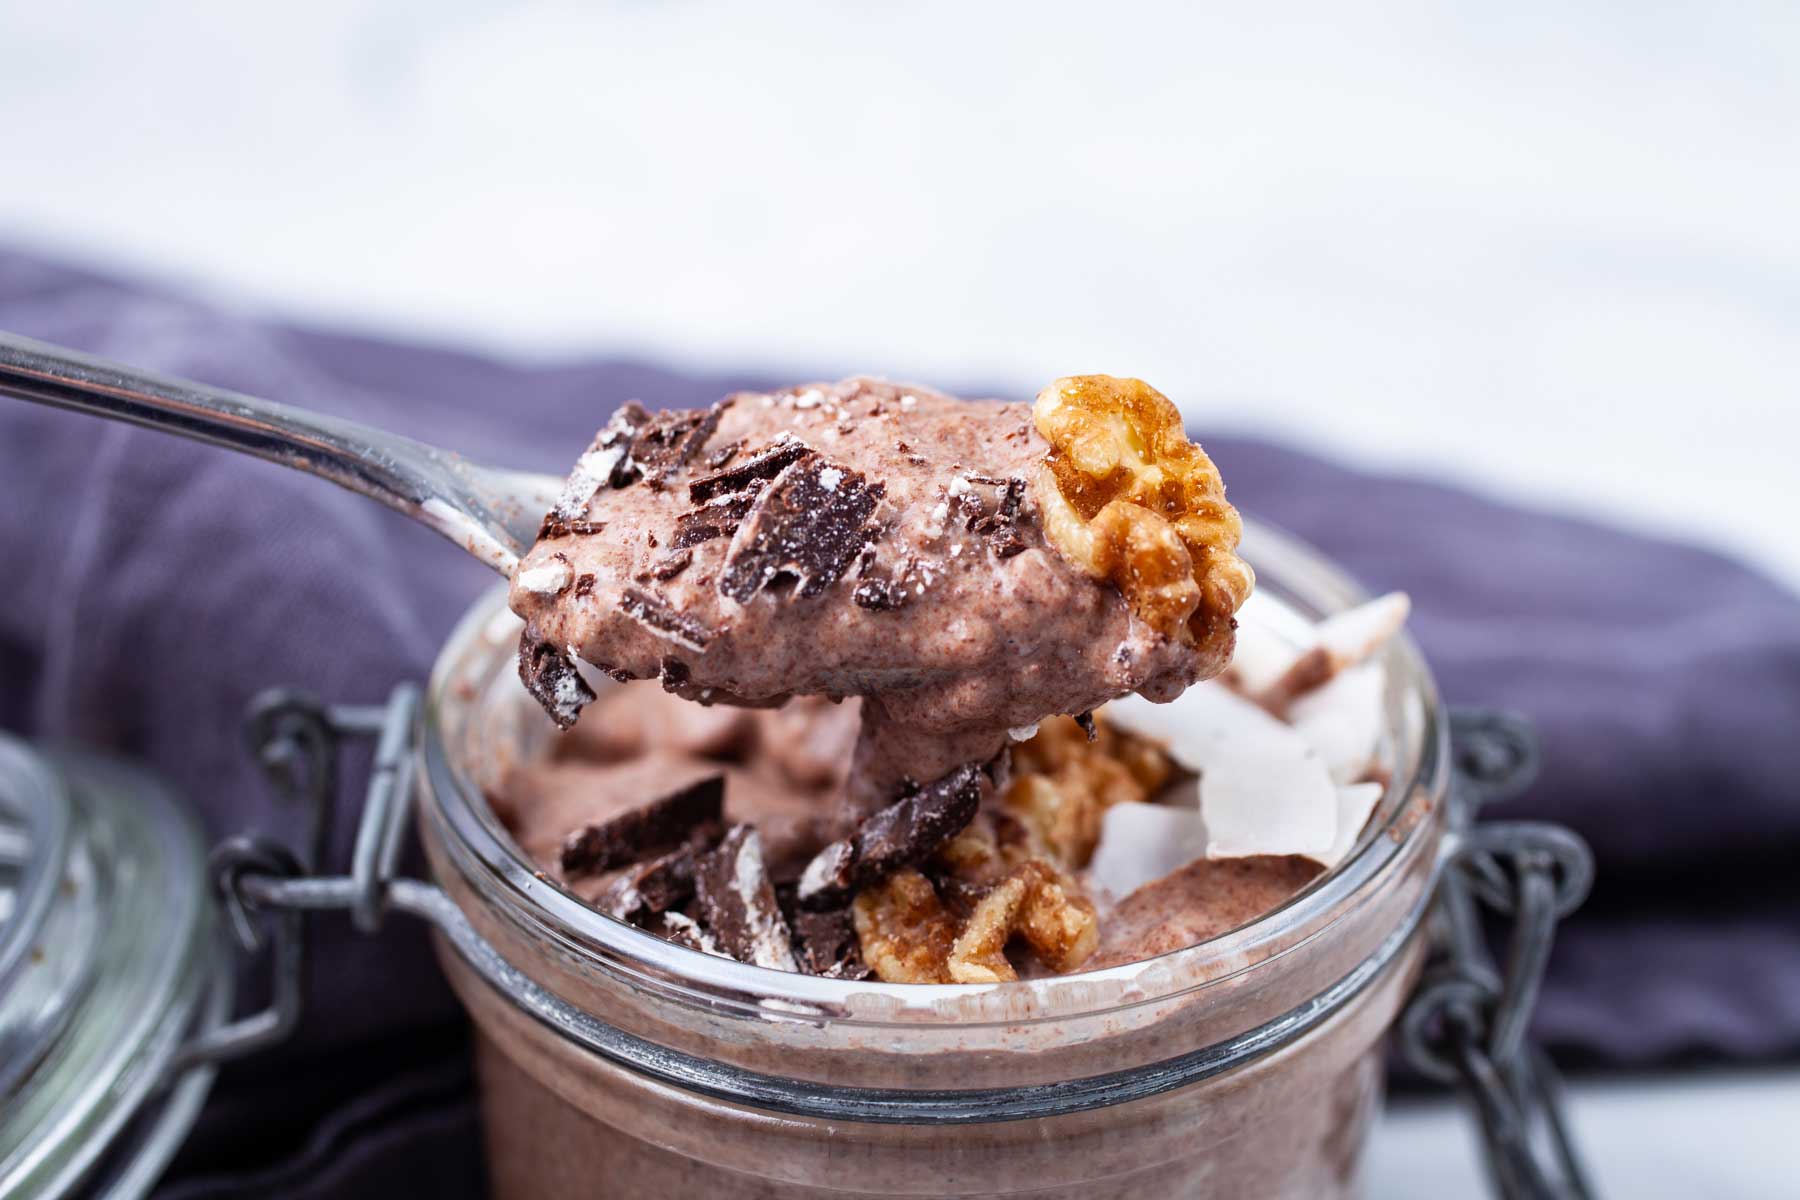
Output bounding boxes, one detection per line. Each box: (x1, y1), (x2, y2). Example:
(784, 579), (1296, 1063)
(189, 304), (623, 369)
(1287, 663), (1386, 783)
(516, 558), (573, 595)
(1315, 592), (1411, 665)
(1307, 783), (1384, 869)
(1087, 801), (1207, 900)
(1107, 682), (1337, 859)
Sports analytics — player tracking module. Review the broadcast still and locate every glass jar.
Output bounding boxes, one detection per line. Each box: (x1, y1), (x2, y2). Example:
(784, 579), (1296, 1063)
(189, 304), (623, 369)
(416, 521), (1450, 1199)
(0, 734), (226, 1199)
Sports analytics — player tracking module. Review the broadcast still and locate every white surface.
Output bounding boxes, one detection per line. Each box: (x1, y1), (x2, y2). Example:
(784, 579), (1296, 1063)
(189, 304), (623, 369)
(2, 2), (1796, 589)
(1372, 1070), (1800, 1198)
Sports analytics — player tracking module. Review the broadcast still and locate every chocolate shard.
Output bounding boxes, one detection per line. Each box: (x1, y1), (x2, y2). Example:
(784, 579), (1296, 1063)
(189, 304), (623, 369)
(537, 515), (607, 541)
(672, 492), (757, 548)
(623, 401), (729, 489)
(968, 477), (1027, 558)
(559, 774), (726, 877)
(650, 547), (694, 580)
(719, 458), (883, 604)
(852, 550), (917, 612)
(694, 825), (798, 970)
(688, 438), (813, 503)
(796, 761), (987, 909)
(599, 825), (724, 921)
(518, 633), (596, 730)
(619, 586), (716, 651)
(706, 439), (743, 469)
(647, 909), (724, 956)
(1074, 710), (1097, 740)
(790, 905), (872, 979)
(548, 405), (652, 521)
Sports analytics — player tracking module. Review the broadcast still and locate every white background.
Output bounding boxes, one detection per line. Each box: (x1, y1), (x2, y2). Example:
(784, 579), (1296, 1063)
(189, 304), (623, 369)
(3, 2), (1797, 1191)
(2, 1), (1796, 587)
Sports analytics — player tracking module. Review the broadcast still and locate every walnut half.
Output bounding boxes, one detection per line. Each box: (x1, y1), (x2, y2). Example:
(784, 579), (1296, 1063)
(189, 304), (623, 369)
(1031, 375), (1253, 665)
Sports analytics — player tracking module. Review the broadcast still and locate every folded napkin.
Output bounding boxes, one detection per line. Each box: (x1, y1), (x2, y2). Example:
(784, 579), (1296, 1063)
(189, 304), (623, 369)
(2, 248), (1795, 1196)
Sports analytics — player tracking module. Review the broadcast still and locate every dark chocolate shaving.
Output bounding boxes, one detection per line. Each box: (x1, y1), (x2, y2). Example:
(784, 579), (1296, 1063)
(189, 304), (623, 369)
(598, 825), (723, 921)
(573, 573), (597, 597)
(789, 905), (871, 979)
(688, 438), (813, 502)
(619, 587), (716, 651)
(645, 910), (722, 955)
(852, 550), (918, 612)
(796, 761), (987, 909)
(967, 477), (1028, 558)
(537, 515), (607, 540)
(706, 440), (743, 469)
(693, 825), (798, 970)
(672, 492), (757, 548)
(719, 459), (883, 604)
(623, 401), (728, 489)
(559, 774), (725, 877)
(658, 656), (690, 691)
(518, 633), (596, 730)
(1074, 710), (1097, 740)
(650, 548), (694, 580)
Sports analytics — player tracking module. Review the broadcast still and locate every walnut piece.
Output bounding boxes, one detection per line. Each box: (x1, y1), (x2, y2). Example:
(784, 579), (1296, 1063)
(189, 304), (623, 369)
(851, 869), (959, 984)
(1031, 375), (1253, 660)
(1005, 713), (1176, 868)
(947, 859), (1099, 983)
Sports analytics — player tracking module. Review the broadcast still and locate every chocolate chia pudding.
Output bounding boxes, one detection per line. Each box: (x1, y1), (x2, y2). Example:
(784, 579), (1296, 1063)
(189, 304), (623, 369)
(417, 376), (1446, 1197)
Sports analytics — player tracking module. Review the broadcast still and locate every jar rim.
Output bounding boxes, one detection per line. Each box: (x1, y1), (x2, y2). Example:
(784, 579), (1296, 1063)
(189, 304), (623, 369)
(421, 517), (1450, 1026)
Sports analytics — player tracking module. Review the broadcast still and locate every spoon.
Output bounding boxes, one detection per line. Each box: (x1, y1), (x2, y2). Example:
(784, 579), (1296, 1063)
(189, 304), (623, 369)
(0, 331), (559, 574)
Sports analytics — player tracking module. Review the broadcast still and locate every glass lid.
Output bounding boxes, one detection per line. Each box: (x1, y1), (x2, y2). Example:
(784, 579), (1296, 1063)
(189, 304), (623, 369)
(0, 733), (224, 1199)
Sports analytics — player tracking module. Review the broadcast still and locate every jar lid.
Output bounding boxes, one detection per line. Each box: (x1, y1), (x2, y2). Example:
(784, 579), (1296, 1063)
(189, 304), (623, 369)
(0, 734), (226, 1198)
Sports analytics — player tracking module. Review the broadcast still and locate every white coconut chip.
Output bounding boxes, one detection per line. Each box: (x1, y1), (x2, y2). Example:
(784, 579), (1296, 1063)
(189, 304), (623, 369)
(1087, 800), (1207, 900)
(1287, 663), (1386, 784)
(1108, 683), (1337, 860)
(1251, 591), (1412, 709)
(1307, 782), (1384, 870)
(1315, 591), (1411, 665)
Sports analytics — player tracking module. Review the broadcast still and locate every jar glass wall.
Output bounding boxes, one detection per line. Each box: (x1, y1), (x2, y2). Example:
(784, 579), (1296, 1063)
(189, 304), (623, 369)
(419, 520), (1450, 1198)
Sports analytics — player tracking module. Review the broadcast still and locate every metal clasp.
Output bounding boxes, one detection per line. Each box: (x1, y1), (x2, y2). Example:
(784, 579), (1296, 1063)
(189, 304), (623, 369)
(1401, 707), (1598, 1199)
(171, 684), (419, 1073)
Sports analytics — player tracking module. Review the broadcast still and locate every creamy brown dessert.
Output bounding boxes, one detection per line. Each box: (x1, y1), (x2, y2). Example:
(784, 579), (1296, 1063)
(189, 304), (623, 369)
(500, 374), (1407, 984)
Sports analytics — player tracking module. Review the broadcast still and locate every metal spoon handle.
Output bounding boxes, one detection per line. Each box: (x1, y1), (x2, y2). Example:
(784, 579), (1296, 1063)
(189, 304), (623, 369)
(0, 331), (547, 573)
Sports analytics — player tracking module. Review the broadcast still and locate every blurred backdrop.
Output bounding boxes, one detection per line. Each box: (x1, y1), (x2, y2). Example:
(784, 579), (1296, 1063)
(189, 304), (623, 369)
(1, 1), (1795, 586)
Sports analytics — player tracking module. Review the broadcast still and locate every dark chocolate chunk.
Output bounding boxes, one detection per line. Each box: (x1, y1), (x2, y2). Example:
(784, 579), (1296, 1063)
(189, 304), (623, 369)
(672, 492), (757, 548)
(560, 774), (725, 877)
(518, 633), (596, 730)
(645, 909), (723, 955)
(537, 514), (607, 540)
(852, 550), (918, 612)
(619, 587), (716, 651)
(797, 761), (987, 908)
(719, 459), (883, 604)
(623, 401), (728, 488)
(650, 548), (694, 580)
(658, 656), (690, 691)
(598, 825), (724, 920)
(688, 438), (814, 502)
(1074, 710), (1097, 740)
(693, 825), (798, 970)
(706, 440), (743, 469)
(968, 477), (1028, 558)
(573, 573), (597, 597)
(789, 905), (871, 979)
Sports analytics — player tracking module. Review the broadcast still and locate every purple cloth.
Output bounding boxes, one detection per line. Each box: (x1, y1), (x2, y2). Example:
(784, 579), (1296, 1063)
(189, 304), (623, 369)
(2, 248), (1796, 1196)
